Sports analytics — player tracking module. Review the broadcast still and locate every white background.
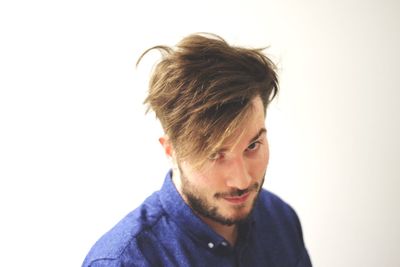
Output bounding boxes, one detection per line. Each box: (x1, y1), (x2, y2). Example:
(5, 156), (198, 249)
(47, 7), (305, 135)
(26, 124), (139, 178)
(1, 0), (399, 266)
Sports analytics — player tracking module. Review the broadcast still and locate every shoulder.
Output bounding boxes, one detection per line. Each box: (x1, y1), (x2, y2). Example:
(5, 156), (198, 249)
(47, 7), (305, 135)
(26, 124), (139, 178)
(255, 189), (305, 241)
(257, 189), (299, 219)
(252, 189), (312, 265)
(82, 192), (165, 267)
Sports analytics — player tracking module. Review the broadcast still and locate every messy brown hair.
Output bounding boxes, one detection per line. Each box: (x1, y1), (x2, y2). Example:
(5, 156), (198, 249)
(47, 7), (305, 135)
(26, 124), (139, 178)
(137, 33), (278, 168)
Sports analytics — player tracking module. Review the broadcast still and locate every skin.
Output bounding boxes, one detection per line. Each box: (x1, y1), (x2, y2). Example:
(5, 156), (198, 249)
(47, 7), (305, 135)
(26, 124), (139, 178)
(159, 96), (269, 246)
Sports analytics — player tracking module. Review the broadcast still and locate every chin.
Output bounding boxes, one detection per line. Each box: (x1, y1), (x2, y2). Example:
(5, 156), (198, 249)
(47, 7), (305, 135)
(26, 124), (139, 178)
(226, 198), (256, 216)
(225, 207), (252, 220)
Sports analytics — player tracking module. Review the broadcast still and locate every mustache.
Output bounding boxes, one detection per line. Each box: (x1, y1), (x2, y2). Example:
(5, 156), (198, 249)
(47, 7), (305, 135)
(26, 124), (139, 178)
(214, 182), (260, 198)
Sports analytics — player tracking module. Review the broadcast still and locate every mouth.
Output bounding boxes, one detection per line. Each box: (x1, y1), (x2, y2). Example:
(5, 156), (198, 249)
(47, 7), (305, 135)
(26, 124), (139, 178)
(222, 192), (251, 205)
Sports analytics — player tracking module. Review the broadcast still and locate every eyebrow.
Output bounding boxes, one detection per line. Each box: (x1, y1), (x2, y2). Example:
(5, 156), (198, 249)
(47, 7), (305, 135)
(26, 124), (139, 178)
(217, 128), (267, 153)
(249, 128), (267, 144)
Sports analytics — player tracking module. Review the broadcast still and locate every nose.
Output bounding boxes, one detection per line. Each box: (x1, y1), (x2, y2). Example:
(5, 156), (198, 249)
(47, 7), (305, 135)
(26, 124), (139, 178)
(225, 156), (252, 190)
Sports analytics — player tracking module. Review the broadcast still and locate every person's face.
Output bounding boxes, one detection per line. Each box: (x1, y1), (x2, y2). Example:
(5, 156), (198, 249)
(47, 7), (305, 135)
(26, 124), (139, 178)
(173, 96), (269, 226)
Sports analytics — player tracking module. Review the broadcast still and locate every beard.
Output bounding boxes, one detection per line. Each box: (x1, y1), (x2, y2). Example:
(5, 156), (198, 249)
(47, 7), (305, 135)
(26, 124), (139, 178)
(178, 165), (265, 226)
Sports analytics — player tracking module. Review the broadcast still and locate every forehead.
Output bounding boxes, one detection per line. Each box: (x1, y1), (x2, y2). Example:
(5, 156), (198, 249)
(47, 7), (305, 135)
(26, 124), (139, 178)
(218, 96), (266, 150)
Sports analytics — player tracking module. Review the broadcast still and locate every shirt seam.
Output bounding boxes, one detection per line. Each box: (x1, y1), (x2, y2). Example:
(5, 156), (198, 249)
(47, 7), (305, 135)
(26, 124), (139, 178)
(117, 199), (167, 262)
(88, 257), (119, 267)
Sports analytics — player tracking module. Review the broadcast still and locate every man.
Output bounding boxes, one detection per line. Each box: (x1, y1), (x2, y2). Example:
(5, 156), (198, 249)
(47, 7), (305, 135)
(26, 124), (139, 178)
(83, 33), (312, 267)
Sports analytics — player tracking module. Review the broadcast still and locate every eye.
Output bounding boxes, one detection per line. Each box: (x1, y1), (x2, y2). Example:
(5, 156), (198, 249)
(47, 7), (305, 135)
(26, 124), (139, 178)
(246, 141), (261, 152)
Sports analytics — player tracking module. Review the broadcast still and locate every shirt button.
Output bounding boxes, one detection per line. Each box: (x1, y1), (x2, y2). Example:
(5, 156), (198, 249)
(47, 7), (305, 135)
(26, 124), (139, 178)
(208, 242), (214, 248)
(221, 241), (228, 246)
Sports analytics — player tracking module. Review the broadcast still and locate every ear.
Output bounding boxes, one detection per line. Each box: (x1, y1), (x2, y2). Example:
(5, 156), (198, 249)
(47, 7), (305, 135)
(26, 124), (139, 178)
(159, 135), (174, 158)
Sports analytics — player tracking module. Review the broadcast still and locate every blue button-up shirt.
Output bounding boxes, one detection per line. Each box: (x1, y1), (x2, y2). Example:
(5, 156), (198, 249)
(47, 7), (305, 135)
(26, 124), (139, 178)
(83, 171), (312, 267)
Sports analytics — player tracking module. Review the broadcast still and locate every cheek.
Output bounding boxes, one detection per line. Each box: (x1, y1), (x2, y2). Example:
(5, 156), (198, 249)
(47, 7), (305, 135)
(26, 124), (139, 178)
(195, 167), (227, 190)
(185, 167), (221, 191)
(251, 144), (269, 175)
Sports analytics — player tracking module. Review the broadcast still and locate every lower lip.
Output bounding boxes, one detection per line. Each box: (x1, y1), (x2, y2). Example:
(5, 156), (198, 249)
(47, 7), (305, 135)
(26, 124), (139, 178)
(223, 193), (250, 204)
